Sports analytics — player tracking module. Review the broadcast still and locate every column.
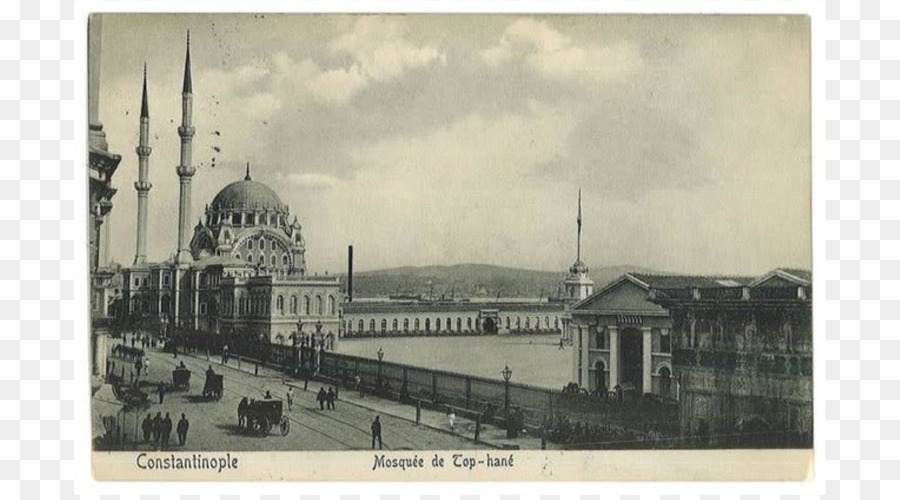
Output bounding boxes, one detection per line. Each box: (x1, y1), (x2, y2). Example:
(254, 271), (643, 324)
(570, 320), (580, 385)
(642, 326), (653, 394)
(609, 325), (619, 390)
(580, 325), (589, 387)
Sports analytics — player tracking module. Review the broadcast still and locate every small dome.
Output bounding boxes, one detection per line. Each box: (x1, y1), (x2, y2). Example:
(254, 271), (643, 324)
(211, 179), (283, 212)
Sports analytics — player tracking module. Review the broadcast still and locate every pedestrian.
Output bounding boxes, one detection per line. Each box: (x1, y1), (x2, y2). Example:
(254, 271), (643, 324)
(177, 413), (189, 446)
(264, 390), (272, 400)
(317, 387), (327, 410)
(157, 381), (166, 404)
(151, 411), (162, 448)
(222, 344), (229, 365)
(327, 387), (336, 410)
(558, 338), (565, 350)
(371, 416), (383, 450)
(131, 336), (136, 348)
(143, 356), (150, 377)
(141, 413), (152, 442)
(448, 410), (456, 431)
(161, 412), (172, 450)
(238, 397), (249, 428)
(134, 359), (142, 377)
(286, 387), (294, 411)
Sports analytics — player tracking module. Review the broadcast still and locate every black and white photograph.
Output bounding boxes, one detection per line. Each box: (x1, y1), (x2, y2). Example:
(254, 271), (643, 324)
(88, 13), (811, 480)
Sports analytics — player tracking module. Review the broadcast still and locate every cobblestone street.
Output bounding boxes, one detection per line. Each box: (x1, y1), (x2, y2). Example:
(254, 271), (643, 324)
(106, 344), (489, 452)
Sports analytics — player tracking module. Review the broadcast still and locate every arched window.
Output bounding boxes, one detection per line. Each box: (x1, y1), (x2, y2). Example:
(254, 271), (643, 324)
(659, 366), (672, 399)
(457, 318), (462, 331)
(358, 320), (364, 332)
(346, 321), (352, 334)
(467, 317), (472, 330)
(246, 254), (253, 263)
(239, 297), (245, 315)
(392, 319), (398, 331)
(554, 317), (559, 329)
(290, 295), (298, 315)
(381, 319), (387, 332)
(234, 253), (241, 261)
(545, 317), (550, 328)
(271, 240), (276, 251)
(414, 318), (420, 331)
(270, 255), (277, 266)
(328, 296), (336, 315)
(248, 239), (254, 251)
(258, 255), (265, 266)
(304, 296), (310, 315)
(505, 317), (510, 330)
(161, 296), (170, 315)
(436, 318), (441, 332)
(447, 317), (452, 332)
(404, 318), (409, 332)
(316, 296), (323, 315)
(282, 254), (288, 266)
(525, 317), (531, 329)
(516, 317), (521, 329)
(425, 318), (431, 332)
(369, 319), (376, 332)
(276, 295), (284, 315)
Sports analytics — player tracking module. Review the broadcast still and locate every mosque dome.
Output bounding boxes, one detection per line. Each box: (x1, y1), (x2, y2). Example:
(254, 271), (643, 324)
(210, 166), (283, 212)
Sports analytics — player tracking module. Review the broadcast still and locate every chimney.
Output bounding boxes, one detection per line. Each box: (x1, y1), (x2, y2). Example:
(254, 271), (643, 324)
(347, 245), (354, 303)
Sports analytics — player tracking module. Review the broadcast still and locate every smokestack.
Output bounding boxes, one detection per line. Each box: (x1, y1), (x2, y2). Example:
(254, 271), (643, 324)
(347, 245), (354, 303)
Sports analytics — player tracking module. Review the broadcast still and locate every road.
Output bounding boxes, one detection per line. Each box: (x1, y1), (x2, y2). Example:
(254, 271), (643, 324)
(112, 344), (487, 452)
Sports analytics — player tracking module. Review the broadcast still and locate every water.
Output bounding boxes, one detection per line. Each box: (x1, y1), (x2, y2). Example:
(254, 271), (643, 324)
(336, 334), (573, 389)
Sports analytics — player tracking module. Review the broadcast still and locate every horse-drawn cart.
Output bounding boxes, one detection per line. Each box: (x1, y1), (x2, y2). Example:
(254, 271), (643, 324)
(239, 399), (290, 437)
(171, 368), (191, 391)
(202, 374), (224, 400)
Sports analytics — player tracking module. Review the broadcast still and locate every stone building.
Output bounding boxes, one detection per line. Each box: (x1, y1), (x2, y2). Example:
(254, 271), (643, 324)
(88, 16), (122, 377)
(649, 268), (812, 447)
(341, 300), (563, 337)
(120, 33), (341, 345)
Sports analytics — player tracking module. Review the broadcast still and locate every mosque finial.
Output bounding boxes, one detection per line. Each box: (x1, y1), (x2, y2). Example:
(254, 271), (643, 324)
(140, 62), (149, 118)
(182, 30), (192, 94)
(245, 162), (252, 181)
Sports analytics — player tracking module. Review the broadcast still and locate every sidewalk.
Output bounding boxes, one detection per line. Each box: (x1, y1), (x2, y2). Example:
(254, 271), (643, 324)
(189, 350), (544, 450)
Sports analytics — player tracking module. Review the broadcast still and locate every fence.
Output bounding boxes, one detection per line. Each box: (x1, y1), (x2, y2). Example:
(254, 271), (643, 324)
(318, 351), (679, 436)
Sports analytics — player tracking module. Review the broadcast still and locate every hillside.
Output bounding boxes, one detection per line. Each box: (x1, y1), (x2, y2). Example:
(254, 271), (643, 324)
(337, 263), (654, 299)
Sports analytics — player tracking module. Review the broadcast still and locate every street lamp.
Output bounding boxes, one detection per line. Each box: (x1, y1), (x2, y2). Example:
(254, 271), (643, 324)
(501, 364), (513, 436)
(377, 347), (385, 390)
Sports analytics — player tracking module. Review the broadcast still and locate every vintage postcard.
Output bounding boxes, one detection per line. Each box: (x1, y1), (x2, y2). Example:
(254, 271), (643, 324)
(87, 13), (812, 481)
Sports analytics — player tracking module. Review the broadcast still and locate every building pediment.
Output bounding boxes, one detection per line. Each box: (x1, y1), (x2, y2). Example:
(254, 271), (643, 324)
(571, 275), (667, 315)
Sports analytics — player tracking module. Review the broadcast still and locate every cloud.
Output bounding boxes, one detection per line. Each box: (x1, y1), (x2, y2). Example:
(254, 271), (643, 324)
(482, 18), (643, 83)
(329, 17), (444, 82)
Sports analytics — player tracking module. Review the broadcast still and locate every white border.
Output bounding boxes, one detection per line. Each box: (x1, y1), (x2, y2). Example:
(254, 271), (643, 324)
(74, 1), (823, 498)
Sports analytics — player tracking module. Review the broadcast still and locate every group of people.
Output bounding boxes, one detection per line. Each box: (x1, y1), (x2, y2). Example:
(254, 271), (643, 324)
(316, 387), (338, 410)
(141, 412), (190, 450)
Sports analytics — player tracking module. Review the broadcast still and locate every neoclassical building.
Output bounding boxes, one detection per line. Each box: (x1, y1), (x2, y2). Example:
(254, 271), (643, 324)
(121, 34), (341, 344)
(568, 269), (811, 400)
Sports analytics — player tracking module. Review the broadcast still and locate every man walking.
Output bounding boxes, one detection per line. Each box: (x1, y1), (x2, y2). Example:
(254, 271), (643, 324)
(161, 413), (173, 451)
(177, 413), (189, 447)
(151, 412), (162, 449)
(317, 387), (327, 410)
(141, 413), (152, 443)
(286, 387), (294, 411)
(157, 381), (166, 404)
(326, 387), (336, 410)
(371, 416), (383, 450)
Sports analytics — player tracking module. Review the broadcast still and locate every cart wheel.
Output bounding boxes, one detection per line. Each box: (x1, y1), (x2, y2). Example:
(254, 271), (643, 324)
(258, 417), (270, 437)
(280, 416), (290, 436)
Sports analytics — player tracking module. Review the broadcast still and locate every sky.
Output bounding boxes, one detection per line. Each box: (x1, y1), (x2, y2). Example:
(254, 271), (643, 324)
(94, 14), (810, 275)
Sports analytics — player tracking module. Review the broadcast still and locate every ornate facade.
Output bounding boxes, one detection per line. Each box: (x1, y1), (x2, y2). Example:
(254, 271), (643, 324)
(649, 269), (813, 447)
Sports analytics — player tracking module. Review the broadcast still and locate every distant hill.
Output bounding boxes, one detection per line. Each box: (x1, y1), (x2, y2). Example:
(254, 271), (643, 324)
(337, 263), (655, 299)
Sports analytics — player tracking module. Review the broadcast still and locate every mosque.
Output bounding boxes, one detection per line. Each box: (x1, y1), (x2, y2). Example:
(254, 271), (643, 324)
(120, 34), (342, 346)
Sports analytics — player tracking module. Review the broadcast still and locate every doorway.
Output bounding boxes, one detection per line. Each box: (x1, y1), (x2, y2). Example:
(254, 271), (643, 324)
(619, 328), (643, 393)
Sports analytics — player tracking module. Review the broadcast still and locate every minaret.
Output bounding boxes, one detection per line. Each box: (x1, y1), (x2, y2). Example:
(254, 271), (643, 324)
(175, 31), (196, 264)
(563, 188), (594, 302)
(133, 63), (152, 265)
